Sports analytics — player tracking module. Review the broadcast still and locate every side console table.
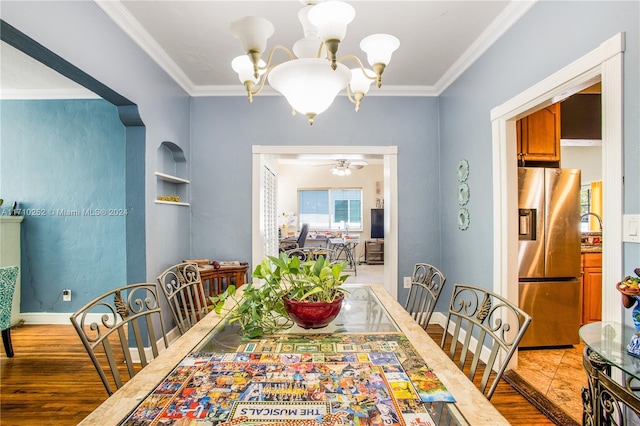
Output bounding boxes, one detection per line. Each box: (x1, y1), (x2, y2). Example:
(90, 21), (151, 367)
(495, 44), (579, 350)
(579, 321), (640, 424)
(199, 264), (249, 297)
(365, 240), (384, 264)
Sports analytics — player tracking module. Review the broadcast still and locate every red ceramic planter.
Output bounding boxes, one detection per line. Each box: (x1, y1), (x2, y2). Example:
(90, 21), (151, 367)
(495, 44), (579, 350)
(283, 294), (344, 329)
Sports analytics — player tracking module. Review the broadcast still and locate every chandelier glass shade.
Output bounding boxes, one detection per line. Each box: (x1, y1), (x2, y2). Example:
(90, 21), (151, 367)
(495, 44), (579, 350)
(230, 16), (274, 59)
(231, 56), (266, 85)
(268, 59), (352, 123)
(230, 0), (399, 124)
(307, 1), (355, 47)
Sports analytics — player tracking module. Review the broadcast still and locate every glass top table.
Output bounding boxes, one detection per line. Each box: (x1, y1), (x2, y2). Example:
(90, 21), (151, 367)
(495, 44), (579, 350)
(196, 284), (399, 353)
(79, 284), (509, 426)
(579, 321), (640, 380)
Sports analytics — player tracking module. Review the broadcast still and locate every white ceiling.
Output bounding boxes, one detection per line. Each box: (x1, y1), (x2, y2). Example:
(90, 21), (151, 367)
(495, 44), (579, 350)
(1, 1), (536, 99)
(0, 42), (99, 99)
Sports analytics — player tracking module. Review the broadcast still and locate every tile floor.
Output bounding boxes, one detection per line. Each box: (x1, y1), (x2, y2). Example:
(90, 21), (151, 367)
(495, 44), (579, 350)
(346, 263), (385, 285)
(515, 344), (587, 423)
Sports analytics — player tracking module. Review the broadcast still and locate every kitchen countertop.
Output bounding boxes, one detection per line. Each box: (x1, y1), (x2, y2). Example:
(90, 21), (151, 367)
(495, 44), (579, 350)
(581, 245), (602, 253)
(581, 231), (602, 253)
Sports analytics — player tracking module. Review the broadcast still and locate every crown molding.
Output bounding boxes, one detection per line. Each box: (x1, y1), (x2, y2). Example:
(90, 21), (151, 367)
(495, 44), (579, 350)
(96, 0), (536, 98)
(190, 84), (439, 97)
(94, 0), (196, 94)
(434, 0), (537, 94)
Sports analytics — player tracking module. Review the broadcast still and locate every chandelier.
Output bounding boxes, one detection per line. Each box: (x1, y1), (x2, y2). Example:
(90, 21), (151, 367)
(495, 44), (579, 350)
(230, 0), (400, 125)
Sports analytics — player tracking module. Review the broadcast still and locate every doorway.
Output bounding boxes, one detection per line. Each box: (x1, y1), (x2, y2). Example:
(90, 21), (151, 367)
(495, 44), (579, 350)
(491, 32), (624, 325)
(490, 32), (624, 423)
(251, 145), (399, 298)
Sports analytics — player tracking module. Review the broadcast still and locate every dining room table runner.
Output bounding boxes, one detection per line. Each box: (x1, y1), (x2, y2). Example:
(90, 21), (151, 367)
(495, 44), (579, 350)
(119, 331), (456, 426)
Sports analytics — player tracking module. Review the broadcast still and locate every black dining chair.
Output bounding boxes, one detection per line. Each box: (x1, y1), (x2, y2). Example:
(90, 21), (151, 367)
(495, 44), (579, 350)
(440, 283), (531, 400)
(403, 263), (446, 329)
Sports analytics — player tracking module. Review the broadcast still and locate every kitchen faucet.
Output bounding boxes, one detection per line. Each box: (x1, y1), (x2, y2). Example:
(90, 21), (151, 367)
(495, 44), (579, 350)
(581, 212), (603, 232)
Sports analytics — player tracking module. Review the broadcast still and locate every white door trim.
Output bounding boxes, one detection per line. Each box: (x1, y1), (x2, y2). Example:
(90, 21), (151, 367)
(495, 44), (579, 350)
(491, 33), (625, 326)
(252, 145), (399, 299)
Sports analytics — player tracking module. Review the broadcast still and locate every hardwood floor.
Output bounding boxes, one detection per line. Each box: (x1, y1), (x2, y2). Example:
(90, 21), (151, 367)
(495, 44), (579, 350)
(1, 323), (555, 425)
(1, 324), (108, 425)
(425, 324), (555, 426)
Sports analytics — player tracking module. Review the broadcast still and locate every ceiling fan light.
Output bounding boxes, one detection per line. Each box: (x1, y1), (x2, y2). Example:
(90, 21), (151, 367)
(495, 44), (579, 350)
(307, 1), (355, 42)
(231, 55), (265, 84)
(268, 58), (351, 121)
(230, 16), (275, 54)
(360, 33), (400, 66)
(331, 166), (351, 176)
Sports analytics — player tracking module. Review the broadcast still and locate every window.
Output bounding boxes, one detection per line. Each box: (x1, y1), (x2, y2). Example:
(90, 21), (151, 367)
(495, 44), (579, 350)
(580, 184), (591, 232)
(263, 165), (278, 257)
(299, 188), (363, 231)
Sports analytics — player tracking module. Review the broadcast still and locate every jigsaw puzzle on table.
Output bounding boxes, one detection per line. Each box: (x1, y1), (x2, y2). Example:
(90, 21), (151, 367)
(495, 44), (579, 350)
(120, 333), (454, 426)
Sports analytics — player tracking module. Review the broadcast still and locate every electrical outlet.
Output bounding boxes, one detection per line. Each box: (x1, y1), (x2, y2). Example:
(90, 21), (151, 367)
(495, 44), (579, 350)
(62, 289), (71, 302)
(403, 277), (411, 288)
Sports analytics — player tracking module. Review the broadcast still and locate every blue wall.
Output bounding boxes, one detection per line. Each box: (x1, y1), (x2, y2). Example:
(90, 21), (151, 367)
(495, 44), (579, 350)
(0, 99), (126, 311)
(0, 0), (637, 319)
(1, 0), (192, 318)
(189, 95), (442, 303)
(437, 0), (640, 312)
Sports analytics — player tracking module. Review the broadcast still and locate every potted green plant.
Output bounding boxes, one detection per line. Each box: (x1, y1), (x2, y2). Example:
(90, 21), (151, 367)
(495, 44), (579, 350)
(209, 252), (349, 338)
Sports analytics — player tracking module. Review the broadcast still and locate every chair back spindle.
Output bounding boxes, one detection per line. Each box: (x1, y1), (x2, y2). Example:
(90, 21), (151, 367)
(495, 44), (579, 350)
(157, 262), (209, 335)
(403, 263), (446, 329)
(440, 283), (531, 400)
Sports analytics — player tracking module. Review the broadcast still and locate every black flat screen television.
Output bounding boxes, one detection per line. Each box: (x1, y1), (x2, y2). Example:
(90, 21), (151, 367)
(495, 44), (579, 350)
(371, 208), (384, 239)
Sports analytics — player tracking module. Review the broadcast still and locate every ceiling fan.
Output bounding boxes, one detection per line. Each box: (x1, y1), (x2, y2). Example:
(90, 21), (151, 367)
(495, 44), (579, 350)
(315, 159), (368, 176)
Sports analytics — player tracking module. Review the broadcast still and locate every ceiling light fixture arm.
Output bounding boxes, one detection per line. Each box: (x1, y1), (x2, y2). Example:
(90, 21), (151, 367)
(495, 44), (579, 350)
(338, 55), (376, 80)
(326, 39), (341, 70)
(261, 45), (296, 71)
(340, 55), (376, 111)
(242, 46), (297, 102)
(345, 86), (365, 112)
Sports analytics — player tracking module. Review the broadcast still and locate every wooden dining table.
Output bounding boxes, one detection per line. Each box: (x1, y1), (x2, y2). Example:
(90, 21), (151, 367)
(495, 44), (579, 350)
(78, 284), (509, 425)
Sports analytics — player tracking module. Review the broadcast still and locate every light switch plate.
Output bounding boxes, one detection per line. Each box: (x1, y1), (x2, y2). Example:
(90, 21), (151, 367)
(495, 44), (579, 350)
(403, 277), (411, 288)
(623, 214), (640, 243)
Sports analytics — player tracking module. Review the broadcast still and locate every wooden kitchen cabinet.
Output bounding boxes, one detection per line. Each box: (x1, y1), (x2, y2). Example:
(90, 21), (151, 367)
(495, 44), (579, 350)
(517, 103), (561, 164)
(581, 252), (602, 324)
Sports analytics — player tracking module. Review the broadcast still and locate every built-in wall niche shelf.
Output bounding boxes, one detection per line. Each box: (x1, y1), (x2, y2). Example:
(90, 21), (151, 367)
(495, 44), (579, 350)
(155, 172), (190, 184)
(155, 199), (190, 207)
(156, 141), (189, 206)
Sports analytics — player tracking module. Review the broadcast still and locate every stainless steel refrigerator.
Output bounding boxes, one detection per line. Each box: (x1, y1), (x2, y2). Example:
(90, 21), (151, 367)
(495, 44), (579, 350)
(518, 167), (581, 347)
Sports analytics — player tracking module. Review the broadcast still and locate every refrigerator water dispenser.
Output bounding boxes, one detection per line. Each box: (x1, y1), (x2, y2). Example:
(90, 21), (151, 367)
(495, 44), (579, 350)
(519, 209), (536, 241)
